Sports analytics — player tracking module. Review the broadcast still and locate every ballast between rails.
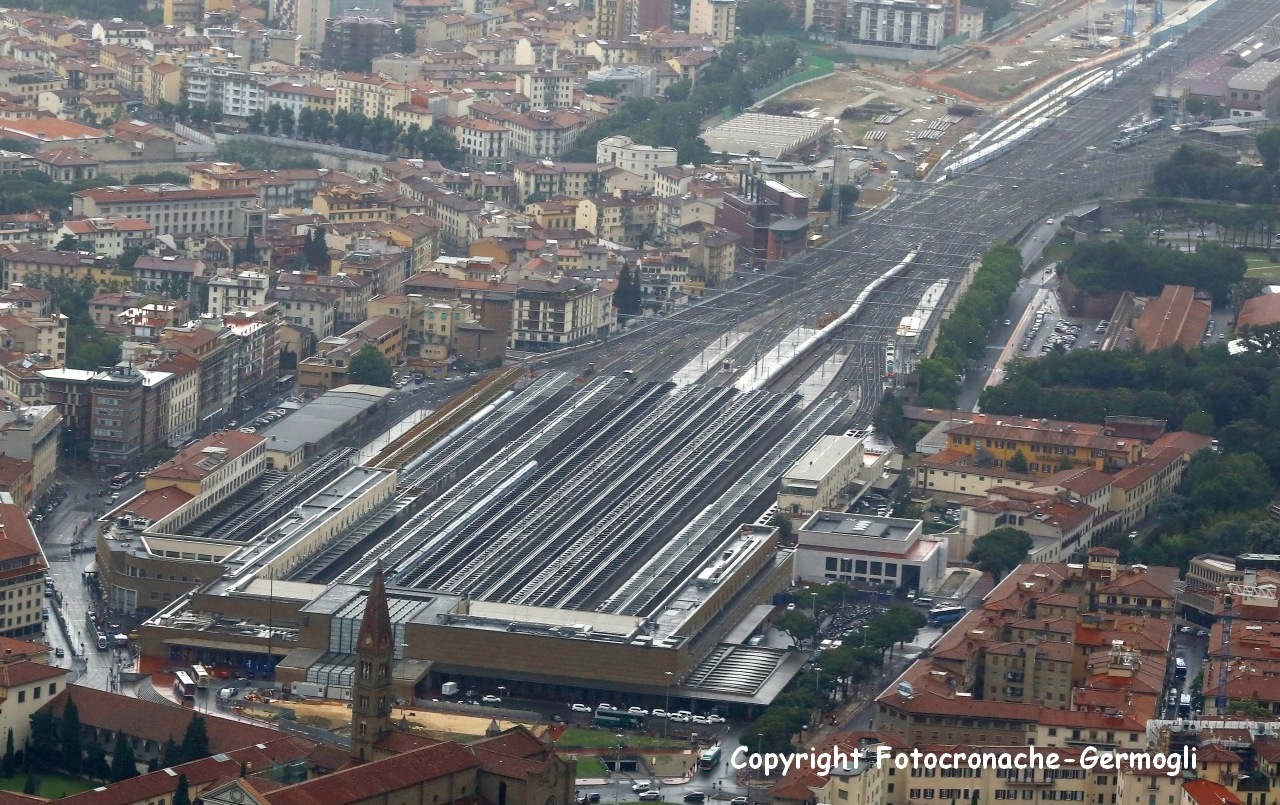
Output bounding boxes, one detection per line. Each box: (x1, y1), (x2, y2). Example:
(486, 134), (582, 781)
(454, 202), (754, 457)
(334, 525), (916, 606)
(749, 251), (918, 391)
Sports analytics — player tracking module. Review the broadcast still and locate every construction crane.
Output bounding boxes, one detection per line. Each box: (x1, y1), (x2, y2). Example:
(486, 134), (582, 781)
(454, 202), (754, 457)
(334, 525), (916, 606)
(1122, 0), (1136, 39)
(1183, 581), (1279, 714)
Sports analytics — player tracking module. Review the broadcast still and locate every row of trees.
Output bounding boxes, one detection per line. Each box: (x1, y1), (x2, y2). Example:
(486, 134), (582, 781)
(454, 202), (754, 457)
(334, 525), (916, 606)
(615, 264), (643, 319)
(1151, 143), (1280, 205)
(20, 274), (131, 370)
(28, 701), (210, 783)
(913, 244), (1023, 407)
(0, 169), (121, 221)
(567, 38), (803, 165)
(1061, 230), (1245, 304)
(155, 100), (224, 128)
(213, 140), (320, 171)
(747, 598), (924, 752)
(244, 106), (464, 168)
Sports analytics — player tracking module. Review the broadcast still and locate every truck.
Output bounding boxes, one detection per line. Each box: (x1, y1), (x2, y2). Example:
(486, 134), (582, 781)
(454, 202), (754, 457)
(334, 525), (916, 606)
(441, 681), (459, 696)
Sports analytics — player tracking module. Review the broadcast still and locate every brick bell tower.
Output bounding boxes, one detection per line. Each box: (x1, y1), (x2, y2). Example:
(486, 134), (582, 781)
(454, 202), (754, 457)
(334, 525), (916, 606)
(351, 564), (394, 762)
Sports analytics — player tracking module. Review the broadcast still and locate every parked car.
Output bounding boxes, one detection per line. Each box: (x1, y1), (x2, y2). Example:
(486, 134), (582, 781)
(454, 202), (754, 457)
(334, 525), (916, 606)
(627, 706), (648, 715)
(650, 708), (668, 718)
(684, 793), (707, 803)
(632, 782), (652, 793)
(570, 703), (592, 713)
(55, 647), (65, 658)
(481, 695), (502, 705)
(639, 792), (663, 801)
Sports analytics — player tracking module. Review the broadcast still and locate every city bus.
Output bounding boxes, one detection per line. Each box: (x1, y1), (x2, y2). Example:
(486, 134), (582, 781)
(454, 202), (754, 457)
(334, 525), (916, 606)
(698, 745), (722, 772)
(191, 665), (211, 689)
(173, 671), (197, 699)
(927, 606), (966, 626)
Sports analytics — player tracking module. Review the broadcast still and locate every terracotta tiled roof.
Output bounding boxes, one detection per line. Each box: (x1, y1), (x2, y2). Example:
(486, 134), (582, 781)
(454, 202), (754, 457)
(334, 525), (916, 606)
(265, 743), (482, 805)
(0, 503), (42, 566)
(149, 430), (263, 483)
(47, 687), (288, 754)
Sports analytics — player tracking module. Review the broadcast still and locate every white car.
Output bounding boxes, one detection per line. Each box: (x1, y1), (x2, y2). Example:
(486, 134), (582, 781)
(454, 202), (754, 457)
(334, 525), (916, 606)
(596, 703), (613, 712)
(639, 792), (663, 801)
(691, 715), (712, 725)
(632, 782), (652, 792)
(628, 706), (649, 716)
(650, 709), (669, 718)
(669, 713), (691, 723)
(481, 695), (502, 705)
(1045, 218), (1054, 225)
(570, 703), (592, 713)
(707, 714), (727, 724)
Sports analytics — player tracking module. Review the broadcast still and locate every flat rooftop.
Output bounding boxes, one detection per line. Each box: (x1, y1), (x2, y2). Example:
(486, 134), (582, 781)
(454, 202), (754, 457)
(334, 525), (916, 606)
(260, 384), (389, 456)
(782, 434), (863, 485)
(800, 511), (917, 542)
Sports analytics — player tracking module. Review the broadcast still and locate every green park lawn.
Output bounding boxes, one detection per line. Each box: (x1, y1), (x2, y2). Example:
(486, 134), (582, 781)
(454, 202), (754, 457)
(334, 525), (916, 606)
(0, 772), (97, 798)
(574, 755), (609, 777)
(1245, 254), (1280, 280)
(557, 728), (688, 750)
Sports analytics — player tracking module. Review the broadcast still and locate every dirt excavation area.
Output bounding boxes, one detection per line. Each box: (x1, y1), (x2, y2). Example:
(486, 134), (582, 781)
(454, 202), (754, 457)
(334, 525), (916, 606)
(274, 699), (544, 741)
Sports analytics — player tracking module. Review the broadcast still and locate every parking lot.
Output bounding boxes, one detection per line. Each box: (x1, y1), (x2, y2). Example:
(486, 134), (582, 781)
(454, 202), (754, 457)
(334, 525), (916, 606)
(1016, 305), (1112, 357)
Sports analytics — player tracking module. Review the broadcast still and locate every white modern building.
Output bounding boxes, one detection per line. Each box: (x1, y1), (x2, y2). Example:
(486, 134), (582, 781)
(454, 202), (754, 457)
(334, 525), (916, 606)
(794, 510), (948, 595)
(596, 135), (678, 190)
(778, 434), (865, 517)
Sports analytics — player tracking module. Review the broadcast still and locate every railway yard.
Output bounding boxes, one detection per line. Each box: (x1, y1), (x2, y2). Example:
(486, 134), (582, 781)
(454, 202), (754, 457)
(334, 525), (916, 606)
(123, 0), (1276, 720)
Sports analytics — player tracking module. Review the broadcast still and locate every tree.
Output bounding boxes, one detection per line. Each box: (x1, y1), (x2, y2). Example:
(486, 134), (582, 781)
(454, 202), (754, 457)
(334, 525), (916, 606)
(872, 390), (908, 446)
(55, 233), (79, 251)
(179, 716), (209, 764)
(60, 697), (81, 775)
(773, 610), (817, 647)
(399, 25), (417, 53)
(3, 728), (14, 777)
(161, 738), (181, 768)
(1257, 127), (1280, 172)
(173, 773), (192, 805)
(967, 527), (1033, 581)
(110, 732), (139, 781)
(770, 509), (794, 540)
(22, 774), (37, 795)
(616, 263), (642, 318)
(1007, 449), (1029, 473)
(584, 80), (622, 97)
(27, 711), (58, 772)
(85, 742), (111, 780)
(348, 342), (393, 387)
(303, 227), (330, 270)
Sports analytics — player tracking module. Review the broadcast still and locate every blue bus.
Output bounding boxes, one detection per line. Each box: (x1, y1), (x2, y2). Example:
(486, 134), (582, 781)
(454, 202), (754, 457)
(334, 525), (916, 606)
(927, 606), (966, 626)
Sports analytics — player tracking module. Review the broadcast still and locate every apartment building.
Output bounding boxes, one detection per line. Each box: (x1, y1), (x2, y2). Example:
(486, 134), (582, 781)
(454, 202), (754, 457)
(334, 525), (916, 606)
(268, 285), (338, 344)
(206, 270), (270, 318)
(0, 405), (60, 499)
(689, 0), (736, 43)
(159, 324), (240, 433)
(313, 185), (393, 224)
(133, 256), (205, 299)
(367, 293), (471, 360)
(514, 69), (575, 108)
(72, 185), (263, 239)
(333, 73), (412, 118)
(0, 504), (48, 638)
(846, 0), (945, 54)
(0, 249), (111, 288)
(56, 217), (153, 258)
(0, 307), (66, 363)
(509, 276), (614, 350)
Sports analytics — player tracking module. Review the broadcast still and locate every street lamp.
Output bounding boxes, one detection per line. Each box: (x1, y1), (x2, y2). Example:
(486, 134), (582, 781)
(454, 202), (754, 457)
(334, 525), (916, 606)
(613, 735), (626, 804)
(861, 624), (870, 648)
(663, 671), (673, 739)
